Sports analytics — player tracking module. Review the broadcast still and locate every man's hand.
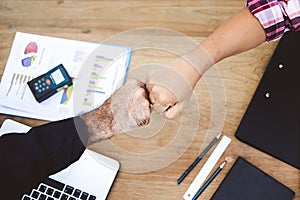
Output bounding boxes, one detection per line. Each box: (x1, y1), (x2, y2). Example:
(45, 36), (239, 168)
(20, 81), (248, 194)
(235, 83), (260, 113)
(146, 83), (180, 119)
(146, 57), (200, 119)
(80, 79), (151, 144)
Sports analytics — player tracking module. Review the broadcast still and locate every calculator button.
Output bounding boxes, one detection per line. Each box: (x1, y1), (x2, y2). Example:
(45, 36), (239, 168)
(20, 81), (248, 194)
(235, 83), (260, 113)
(46, 79), (51, 85)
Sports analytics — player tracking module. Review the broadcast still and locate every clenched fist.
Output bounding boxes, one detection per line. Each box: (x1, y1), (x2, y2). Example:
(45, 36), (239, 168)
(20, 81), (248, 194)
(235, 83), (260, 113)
(80, 79), (151, 144)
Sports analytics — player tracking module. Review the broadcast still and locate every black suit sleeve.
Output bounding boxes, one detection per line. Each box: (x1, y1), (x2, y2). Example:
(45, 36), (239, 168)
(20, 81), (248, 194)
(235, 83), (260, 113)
(0, 117), (89, 200)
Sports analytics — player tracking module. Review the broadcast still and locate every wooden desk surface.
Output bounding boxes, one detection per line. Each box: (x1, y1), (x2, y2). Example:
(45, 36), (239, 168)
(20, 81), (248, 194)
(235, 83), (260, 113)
(0, 0), (299, 199)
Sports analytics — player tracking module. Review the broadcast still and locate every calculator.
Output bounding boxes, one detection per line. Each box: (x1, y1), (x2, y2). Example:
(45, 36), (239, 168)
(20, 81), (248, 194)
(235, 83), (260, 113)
(27, 64), (73, 103)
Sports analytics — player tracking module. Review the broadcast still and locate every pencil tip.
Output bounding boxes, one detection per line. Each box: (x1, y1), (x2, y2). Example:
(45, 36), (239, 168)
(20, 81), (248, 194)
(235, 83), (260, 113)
(216, 132), (223, 139)
(220, 161), (226, 168)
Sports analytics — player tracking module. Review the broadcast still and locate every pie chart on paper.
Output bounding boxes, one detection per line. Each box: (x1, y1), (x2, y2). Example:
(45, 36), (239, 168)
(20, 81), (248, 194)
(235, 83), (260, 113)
(22, 42), (38, 67)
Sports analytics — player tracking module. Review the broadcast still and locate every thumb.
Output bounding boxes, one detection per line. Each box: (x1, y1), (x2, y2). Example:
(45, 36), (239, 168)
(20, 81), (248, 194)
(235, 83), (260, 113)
(164, 103), (181, 119)
(145, 83), (156, 104)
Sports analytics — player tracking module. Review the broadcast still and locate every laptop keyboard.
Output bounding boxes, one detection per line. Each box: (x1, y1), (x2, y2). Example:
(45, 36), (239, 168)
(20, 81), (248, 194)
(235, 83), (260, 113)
(21, 178), (97, 200)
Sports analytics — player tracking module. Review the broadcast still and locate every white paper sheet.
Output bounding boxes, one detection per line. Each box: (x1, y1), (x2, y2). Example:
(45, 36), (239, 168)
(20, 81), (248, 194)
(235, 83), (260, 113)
(0, 32), (132, 121)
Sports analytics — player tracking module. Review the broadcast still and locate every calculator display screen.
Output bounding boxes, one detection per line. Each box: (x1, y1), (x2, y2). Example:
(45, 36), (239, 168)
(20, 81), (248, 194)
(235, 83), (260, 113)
(51, 69), (65, 85)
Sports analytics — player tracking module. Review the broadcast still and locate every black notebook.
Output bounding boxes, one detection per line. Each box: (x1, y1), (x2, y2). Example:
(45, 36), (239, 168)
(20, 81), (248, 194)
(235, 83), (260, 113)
(211, 157), (295, 200)
(235, 31), (300, 169)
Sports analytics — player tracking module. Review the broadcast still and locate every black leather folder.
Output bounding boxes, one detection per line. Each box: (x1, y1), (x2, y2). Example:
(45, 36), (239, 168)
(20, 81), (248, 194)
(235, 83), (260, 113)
(211, 157), (295, 200)
(235, 31), (300, 169)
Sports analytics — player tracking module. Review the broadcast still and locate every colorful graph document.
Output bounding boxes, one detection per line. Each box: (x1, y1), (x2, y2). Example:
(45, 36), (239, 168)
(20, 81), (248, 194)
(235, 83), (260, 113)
(0, 32), (132, 121)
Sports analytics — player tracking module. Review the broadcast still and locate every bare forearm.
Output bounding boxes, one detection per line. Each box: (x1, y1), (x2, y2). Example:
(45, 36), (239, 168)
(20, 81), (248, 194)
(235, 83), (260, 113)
(145, 2), (298, 119)
(171, 8), (266, 88)
(80, 98), (115, 145)
(201, 7), (266, 65)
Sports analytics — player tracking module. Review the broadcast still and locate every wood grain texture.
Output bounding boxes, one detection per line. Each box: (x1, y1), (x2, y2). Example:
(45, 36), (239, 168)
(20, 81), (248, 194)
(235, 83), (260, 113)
(0, 0), (299, 199)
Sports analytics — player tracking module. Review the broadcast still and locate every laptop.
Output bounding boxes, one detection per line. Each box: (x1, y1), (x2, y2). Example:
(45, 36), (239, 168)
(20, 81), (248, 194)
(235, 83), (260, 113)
(0, 119), (120, 200)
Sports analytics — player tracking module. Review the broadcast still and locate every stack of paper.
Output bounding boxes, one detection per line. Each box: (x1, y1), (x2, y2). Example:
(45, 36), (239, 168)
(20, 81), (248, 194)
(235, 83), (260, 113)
(0, 32), (132, 121)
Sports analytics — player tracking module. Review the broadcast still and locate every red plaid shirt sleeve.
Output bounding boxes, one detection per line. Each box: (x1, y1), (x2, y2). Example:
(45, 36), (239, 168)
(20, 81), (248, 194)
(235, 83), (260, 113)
(246, 0), (300, 42)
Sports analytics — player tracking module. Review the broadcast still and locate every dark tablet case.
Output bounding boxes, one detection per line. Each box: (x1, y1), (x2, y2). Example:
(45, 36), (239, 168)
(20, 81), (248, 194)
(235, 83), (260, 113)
(211, 157), (295, 200)
(235, 31), (300, 169)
